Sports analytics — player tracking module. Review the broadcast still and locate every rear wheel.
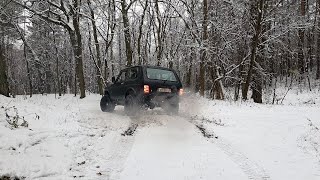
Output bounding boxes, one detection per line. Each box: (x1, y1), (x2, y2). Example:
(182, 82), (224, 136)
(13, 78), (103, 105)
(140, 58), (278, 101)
(170, 103), (179, 115)
(163, 95), (179, 115)
(100, 95), (115, 112)
(163, 102), (179, 115)
(124, 93), (139, 116)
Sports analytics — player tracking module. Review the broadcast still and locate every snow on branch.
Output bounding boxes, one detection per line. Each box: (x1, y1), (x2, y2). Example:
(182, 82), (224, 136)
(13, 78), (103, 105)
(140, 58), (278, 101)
(13, 0), (75, 31)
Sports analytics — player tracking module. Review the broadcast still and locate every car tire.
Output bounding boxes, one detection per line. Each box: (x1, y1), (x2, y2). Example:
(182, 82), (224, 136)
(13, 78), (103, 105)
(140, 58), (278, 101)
(163, 103), (179, 115)
(163, 96), (179, 115)
(124, 93), (139, 116)
(170, 103), (179, 115)
(100, 95), (115, 112)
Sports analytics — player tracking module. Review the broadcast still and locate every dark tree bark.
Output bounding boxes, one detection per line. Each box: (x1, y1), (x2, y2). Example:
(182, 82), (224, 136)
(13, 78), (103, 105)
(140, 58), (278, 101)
(137, 0), (148, 65)
(154, 0), (163, 66)
(53, 29), (61, 96)
(199, 0), (208, 97)
(101, 0), (116, 81)
(242, 0), (264, 101)
(251, 1), (270, 104)
(120, 0), (134, 67)
(24, 45), (33, 97)
(0, 42), (10, 97)
(71, 21), (85, 98)
(87, 0), (103, 95)
(298, 0), (306, 75)
(235, 40), (245, 101)
(186, 46), (195, 88)
(209, 63), (225, 100)
(316, 0), (320, 79)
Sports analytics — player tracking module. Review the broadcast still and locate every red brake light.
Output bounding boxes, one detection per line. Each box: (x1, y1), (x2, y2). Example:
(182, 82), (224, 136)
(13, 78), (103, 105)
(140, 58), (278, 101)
(179, 88), (183, 96)
(144, 85), (150, 94)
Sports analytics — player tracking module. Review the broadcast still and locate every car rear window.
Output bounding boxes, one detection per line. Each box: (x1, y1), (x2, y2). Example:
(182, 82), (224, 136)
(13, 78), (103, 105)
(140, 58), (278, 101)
(146, 68), (177, 82)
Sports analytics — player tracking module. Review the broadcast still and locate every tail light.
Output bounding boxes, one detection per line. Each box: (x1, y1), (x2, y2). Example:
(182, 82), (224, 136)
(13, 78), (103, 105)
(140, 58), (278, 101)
(144, 85), (150, 94)
(179, 88), (184, 96)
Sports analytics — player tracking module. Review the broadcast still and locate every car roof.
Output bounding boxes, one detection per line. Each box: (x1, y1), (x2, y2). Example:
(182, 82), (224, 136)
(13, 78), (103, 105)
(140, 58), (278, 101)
(123, 65), (174, 71)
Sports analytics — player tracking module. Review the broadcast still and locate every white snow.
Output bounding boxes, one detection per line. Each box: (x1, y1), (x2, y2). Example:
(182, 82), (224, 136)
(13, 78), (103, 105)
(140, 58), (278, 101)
(0, 90), (320, 179)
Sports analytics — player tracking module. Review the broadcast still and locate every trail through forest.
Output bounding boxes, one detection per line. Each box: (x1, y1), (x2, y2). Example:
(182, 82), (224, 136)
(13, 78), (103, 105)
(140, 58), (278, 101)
(0, 93), (320, 180)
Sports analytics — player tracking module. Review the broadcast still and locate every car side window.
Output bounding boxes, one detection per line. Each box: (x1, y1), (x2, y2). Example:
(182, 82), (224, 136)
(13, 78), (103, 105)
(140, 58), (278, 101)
(116, 71), (126, 83)
(116, 68), (138, 83)
(127, 67), (138, 81)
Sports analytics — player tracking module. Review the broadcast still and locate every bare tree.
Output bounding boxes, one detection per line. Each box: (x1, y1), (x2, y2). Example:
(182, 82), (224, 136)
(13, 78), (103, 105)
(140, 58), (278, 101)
(87, 0), (103, 95)
(14, 0), (86, 98)
(199, 0), (208, 97)
(298, 0), (307, 76)
(317, 0), (320, 79)
(0, 40), (10, 97)
(242, 0), (265, 102)
(137, 0), (148, 65)
(120, 0), (136, 67)
(0, 0), (317, 101)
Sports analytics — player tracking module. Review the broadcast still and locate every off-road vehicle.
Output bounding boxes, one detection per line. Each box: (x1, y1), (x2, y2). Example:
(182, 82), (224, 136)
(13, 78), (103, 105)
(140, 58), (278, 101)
(100, 65), (183, 115)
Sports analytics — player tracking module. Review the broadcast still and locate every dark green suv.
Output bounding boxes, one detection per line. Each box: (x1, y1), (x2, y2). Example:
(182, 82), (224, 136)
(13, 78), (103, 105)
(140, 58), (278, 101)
(100, 66), (183, 115)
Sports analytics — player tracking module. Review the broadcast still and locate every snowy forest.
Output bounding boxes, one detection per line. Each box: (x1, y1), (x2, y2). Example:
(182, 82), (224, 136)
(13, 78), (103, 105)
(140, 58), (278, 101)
(2, 1), (320, 180)
(1, 0), (320, 103)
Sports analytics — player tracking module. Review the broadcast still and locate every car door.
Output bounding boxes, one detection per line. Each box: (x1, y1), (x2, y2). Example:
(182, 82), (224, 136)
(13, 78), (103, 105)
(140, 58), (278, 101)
(125, 67), (140, 92)
(109, 70), (127, 102)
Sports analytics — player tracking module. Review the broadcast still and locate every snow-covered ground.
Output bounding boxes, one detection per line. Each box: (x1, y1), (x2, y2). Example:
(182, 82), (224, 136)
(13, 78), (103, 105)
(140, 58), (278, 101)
(0, 90), (320, 180)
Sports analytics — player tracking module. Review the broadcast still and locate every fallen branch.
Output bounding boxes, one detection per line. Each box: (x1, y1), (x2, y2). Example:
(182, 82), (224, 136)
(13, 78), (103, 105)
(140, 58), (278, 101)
(280, 76), (293, 104)
(4, 106), (39, 129)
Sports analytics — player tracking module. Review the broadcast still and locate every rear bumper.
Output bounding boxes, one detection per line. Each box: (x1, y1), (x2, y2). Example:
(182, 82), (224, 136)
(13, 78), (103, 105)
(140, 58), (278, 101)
(142, 92), (179, 108)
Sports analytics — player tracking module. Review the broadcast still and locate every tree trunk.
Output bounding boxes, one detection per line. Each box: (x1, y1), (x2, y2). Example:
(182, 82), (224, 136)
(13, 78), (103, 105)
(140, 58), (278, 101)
(101, 0), (116, 81)
(144, 20), (152, 65)
(186, 47), (195, 88)
(252, 78), (263, 103)
(110, 42), (114, 78)
(71, 8), (86, 99)
(316, 0), (320, 79)
(0, 42), (9, 97)
(252, 1), (271, 104)
(155, 0), (163, 66)
(317, 23), (320, 79)
(209, 64), (225, 100)
(14, 22), (40, 97)
(53, 30), (62, 97)
(235, 46), (244, 101)
(199, 0), (208, 97)
(121, 0), (133, 67)
(87, 0), (103, 95)
(298, 0), (306, 75)
(69, 29), (85, 99)
(252, 56), (263, 103)
(137, 1), (148, 65)
(24, 41), (33, 97)
(242, 0), (264, 100)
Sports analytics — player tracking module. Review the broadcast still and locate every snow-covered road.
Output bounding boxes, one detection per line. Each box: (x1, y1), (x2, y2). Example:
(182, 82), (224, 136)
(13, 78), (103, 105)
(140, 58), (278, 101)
(0, 93), (320, 180)
(119, 114), (270, 180)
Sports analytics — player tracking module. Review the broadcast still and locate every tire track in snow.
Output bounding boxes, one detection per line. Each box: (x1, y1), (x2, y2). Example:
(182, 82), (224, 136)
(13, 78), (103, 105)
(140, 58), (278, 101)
(106, 114), (165, 179)
(105, 130), (136, 180)
(67, 118), (137, 180)
(75, 116), (139, 180)
(74, 108), (169, 179)
(181, 114), (271, 180)
(214, 138), (270, 180)
(121, 122), (138, 136)
(68, 100), (137, 179)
